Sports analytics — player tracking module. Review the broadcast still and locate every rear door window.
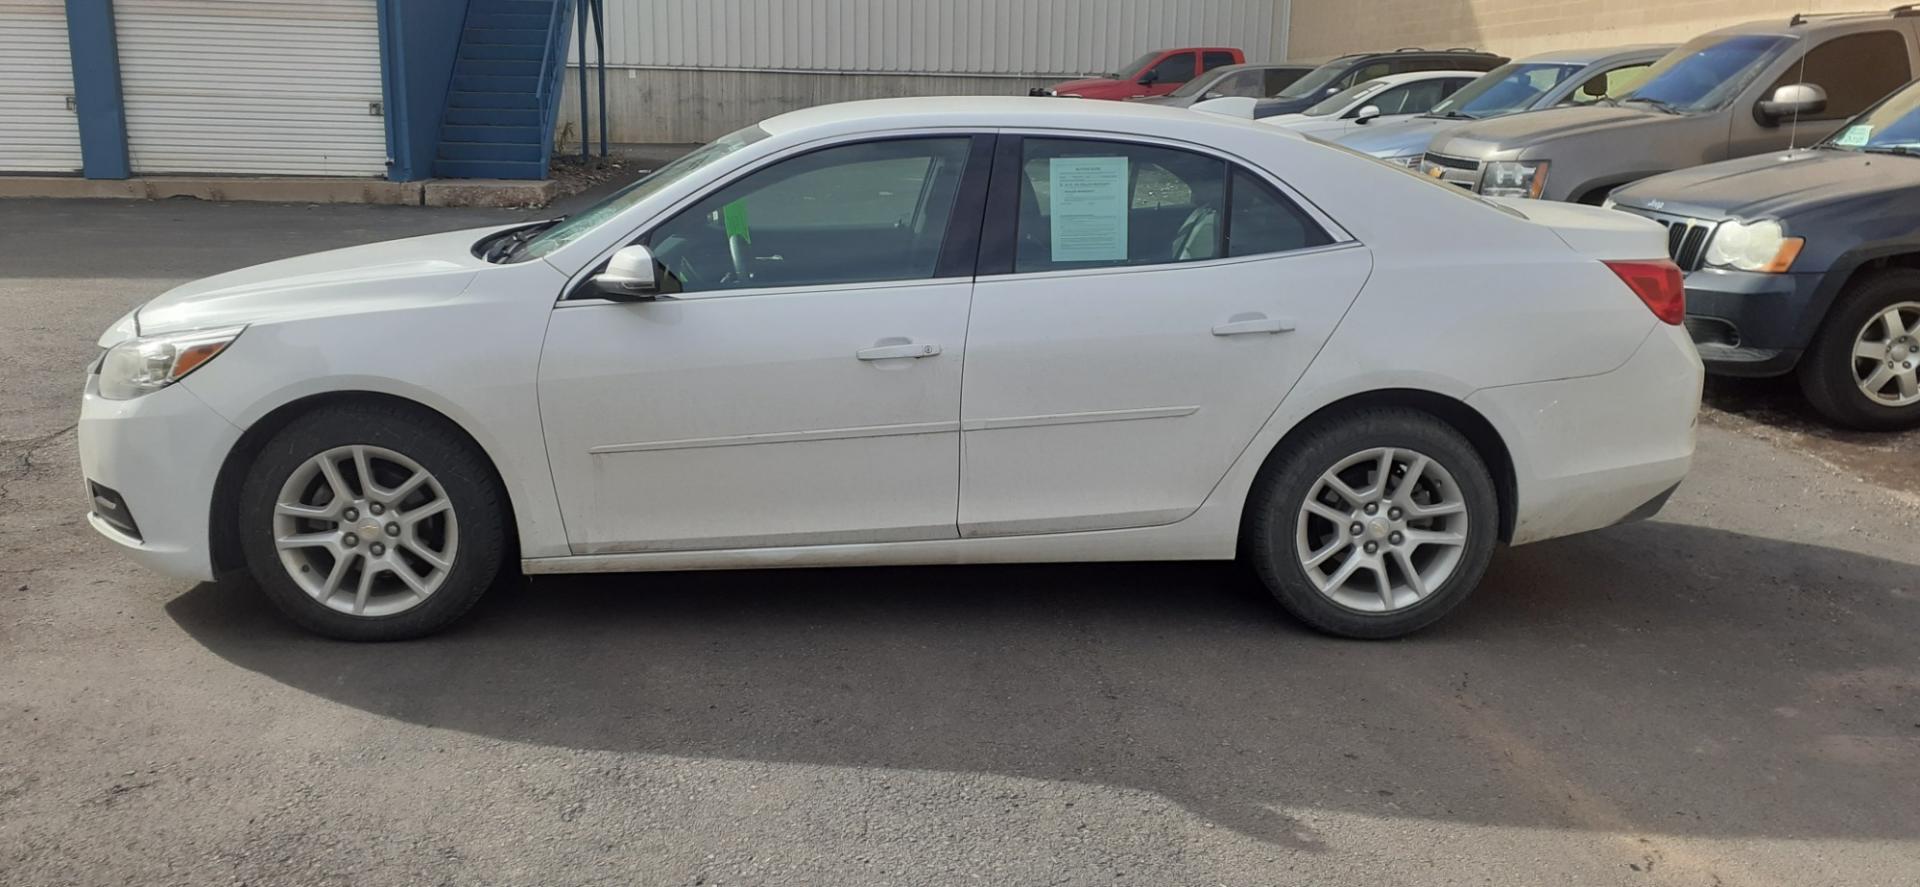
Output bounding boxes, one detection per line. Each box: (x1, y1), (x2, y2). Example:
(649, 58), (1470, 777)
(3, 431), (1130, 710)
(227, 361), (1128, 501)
(1767, 30), (1911, 121)
(1009, 138), (1331, 273)
(1202, 51), (1237, 71)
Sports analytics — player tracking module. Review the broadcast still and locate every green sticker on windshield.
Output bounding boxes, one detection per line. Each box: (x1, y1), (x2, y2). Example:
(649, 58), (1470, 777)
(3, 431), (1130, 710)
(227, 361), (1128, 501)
(1835, 124), (1872, 148)
(722, 199), (751, 243)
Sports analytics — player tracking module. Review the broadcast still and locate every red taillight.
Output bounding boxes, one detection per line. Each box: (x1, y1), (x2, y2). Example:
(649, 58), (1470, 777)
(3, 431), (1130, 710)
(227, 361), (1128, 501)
(1603, 259), (1685, 325)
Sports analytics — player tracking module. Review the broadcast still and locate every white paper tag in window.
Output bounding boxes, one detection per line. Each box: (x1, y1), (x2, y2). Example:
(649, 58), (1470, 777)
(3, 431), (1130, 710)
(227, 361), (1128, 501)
(1048, 157), (1129, 262)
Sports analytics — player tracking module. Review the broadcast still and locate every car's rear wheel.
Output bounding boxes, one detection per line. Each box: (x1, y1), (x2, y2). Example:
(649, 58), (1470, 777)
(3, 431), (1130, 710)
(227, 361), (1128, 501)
(237, 402), (506, 640)
(1244, 408), (1499, 639)
(1799, 270), (1920, 430)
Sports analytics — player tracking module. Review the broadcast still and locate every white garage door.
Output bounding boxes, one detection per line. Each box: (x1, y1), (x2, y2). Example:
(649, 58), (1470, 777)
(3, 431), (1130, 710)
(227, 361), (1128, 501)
(0, 0), (84, 174)
(116, 0), (387, 176)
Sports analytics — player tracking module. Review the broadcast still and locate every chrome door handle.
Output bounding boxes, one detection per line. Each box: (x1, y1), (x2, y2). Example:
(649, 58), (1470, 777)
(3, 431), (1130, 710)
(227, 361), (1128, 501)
(856, 342), (942, 360)
(1212, 314), (1295, 336)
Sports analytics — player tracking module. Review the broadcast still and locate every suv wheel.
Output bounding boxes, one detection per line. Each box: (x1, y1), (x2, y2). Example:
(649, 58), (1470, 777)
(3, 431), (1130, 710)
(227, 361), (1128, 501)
(1799, 269), (1920, 430)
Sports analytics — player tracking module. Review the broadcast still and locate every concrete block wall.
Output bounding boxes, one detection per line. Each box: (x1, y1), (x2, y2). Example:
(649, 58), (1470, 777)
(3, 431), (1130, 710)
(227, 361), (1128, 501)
(1288, 0), (1874, 60)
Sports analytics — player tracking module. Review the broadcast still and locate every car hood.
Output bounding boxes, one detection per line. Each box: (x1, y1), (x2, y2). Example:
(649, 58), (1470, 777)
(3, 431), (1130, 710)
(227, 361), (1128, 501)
(1272, 116), (1349, 136)
(1253, 95), (1321, 117)
(1334, 116), (1463, 157)
(1611, 149), (1920, 219)
(1050, 77), (1127, 95)
(137, 225), (513, 335)
(1428, 105), (1672, 159)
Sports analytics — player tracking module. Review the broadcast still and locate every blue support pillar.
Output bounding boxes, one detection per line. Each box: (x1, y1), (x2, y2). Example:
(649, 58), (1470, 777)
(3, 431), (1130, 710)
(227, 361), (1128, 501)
(64, 0), (131, 180)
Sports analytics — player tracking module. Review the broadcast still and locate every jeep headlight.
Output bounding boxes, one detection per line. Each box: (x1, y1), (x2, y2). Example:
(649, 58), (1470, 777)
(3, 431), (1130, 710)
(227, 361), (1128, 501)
(95, 325), (246, 400)
(1481, 160), (1549, 198)
(1702, 219), (1803, 273)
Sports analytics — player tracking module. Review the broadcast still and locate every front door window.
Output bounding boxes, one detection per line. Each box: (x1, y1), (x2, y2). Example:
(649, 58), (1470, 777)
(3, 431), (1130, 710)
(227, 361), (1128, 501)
(648, 138), (973, 292)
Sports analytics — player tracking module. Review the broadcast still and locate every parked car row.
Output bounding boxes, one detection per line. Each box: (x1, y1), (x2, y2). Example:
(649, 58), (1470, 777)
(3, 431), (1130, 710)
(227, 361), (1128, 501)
(1359, 8), (1920, 429)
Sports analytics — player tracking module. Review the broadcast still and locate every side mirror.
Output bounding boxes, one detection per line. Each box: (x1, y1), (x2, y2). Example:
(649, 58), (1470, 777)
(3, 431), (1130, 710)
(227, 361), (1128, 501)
(1354, 105), (1382, 124)
(1325, 86), (1340, 96)
(1757, 82), (1827, 125)
(591, 244), (663, 300)
(1203, 90), (1224, 100)
(1581, 77), (1609, 98)
(1139, 69), (1160, 85)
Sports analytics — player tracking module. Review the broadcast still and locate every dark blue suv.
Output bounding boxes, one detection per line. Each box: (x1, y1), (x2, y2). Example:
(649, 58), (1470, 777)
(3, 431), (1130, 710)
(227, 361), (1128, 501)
(1610, 79), (1920, 430)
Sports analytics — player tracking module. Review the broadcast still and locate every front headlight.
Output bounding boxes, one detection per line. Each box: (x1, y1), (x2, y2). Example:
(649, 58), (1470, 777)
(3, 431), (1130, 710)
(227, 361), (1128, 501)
(95, 326), (246, 400)
(1481, 160), (1549, 198)
(1702, 219), (1803, 273)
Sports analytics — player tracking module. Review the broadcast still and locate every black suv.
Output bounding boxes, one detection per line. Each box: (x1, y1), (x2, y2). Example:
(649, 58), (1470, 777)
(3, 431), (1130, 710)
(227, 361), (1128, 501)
(1251, 48), (1508, 118)
(1612, 77), (1920, 430)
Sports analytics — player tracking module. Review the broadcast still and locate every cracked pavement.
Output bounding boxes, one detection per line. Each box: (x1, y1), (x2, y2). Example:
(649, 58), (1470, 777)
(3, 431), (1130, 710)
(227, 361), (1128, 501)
(2, 194), (1918, 886)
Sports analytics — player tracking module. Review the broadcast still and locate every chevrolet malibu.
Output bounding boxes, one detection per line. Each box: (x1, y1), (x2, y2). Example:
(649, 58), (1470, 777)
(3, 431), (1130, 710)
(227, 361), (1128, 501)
(80, 97), (1702, 641)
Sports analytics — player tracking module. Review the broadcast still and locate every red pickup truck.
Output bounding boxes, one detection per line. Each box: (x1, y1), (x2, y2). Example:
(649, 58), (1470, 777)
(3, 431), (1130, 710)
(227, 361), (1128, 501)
(1031, 47), (1245, 100)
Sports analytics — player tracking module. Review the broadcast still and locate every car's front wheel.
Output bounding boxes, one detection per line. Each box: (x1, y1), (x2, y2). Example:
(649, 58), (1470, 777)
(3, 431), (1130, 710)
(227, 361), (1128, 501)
(237, 402), (507, 641)
(1799, 269), (1920, 430)
(1244, 408), (1499, 639)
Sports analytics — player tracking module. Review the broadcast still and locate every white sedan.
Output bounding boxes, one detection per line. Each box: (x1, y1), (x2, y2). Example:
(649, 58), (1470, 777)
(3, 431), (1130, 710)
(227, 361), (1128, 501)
(1196, 70), (1481, 140)
(80, 97), (1701, 641)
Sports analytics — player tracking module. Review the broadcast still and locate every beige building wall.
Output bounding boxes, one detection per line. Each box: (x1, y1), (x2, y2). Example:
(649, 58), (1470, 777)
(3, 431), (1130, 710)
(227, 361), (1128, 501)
(1288, 0), (1877, 60)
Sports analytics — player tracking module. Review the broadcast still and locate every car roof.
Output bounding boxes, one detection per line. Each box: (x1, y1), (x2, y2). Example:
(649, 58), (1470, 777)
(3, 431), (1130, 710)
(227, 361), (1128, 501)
(1707, 8), (1918, 38)
(760, 95), (1309, 142)
(1359, 69), (1488, 86)
(1518, 43), (1675, 65)
(1209, 62), (1316, 73)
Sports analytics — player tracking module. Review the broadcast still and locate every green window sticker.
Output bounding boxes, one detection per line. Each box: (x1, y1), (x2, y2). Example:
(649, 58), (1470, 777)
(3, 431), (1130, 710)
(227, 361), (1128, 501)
(1835, 124), (1872, 148)
(723, 199), (751, 243)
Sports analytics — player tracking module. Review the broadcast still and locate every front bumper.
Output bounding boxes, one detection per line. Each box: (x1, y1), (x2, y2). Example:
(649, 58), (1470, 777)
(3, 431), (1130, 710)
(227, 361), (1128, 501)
(1681, 268), (1825, 377)
(78, 375), (242, 582)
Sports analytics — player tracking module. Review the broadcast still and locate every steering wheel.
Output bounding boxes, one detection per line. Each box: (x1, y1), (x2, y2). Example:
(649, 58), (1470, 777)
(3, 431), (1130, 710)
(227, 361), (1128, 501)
(727, 234), (752, 281)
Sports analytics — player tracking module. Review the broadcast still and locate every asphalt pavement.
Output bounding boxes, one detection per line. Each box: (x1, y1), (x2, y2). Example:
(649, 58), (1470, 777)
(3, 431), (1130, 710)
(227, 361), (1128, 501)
(2, 192), (1917, 886)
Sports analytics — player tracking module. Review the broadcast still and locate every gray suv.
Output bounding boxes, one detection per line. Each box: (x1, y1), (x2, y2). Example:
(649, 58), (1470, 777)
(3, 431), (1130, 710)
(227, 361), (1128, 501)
(1420, 9), (1920, 202)
(1334, 45), (1670, 168)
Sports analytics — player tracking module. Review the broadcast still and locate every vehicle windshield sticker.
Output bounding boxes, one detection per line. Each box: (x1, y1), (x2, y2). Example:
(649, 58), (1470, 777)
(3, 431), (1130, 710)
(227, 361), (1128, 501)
(1048, 156), (1129, 262)
(723, 199), (751, 243)
(1835, 124), (1872, 148)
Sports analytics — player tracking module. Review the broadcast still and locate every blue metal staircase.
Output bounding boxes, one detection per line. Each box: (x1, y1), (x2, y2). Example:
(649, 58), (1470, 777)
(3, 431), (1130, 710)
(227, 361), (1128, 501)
(433, 0), (574, 179)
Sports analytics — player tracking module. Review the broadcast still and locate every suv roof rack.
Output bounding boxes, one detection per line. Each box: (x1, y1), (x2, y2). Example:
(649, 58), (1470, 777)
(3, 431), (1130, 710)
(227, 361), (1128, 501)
(1789, 6), (1909, 25)
(1393, 47), (1428, 52)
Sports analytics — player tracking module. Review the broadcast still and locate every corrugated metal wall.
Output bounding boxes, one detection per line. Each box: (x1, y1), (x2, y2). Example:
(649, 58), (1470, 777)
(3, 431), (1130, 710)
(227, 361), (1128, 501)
(0, 0), (83, 173)
(580, 0), (1282, 76)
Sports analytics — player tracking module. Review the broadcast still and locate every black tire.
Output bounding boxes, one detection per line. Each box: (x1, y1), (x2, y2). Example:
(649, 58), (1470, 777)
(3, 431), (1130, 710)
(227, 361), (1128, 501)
(1797, 269), (1920, 431)
(1242, 408), (1499, 639)
(237, 401), (508, 641)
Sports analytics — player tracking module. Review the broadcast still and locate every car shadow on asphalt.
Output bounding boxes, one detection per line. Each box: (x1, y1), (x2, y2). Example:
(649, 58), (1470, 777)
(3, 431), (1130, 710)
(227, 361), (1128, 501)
(164, 520), (1920, 849)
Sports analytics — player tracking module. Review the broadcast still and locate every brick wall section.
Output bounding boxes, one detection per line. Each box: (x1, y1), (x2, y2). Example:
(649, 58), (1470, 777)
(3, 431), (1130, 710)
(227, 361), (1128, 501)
(1288, 0), (1873, 59)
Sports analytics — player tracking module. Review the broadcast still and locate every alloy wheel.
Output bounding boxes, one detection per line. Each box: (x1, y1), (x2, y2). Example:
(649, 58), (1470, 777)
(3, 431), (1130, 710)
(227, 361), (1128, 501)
(1295, 446), (1469, 613)
(272, 444), (458, 617)
(1852, 300), (1920, 407)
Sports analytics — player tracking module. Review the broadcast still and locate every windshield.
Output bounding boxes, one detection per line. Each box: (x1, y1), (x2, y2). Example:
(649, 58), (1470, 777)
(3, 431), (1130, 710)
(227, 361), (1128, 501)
(1428, 63), (1582, 118)
(1276, 56), (1361, 99)
(1622, 34), (1795, 113)
(515, 126), (769, 261)
(1303, 79), (1387, 116)
(1114, 51), (1160, 79)
(1822, 80), (1920, 153)
(1170, 67), (1230, 97)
